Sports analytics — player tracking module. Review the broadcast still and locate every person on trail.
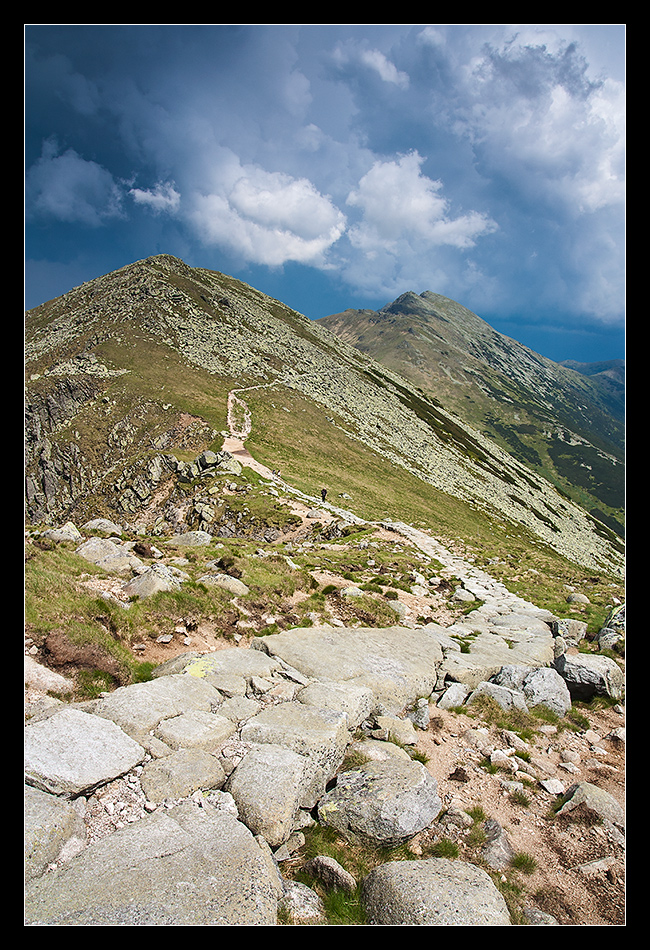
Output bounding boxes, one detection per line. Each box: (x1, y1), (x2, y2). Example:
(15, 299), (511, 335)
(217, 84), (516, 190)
(321, 487), (327, 502)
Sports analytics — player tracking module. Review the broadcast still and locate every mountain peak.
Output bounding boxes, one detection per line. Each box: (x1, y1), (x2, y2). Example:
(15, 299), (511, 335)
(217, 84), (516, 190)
(25, 255), (623, 575)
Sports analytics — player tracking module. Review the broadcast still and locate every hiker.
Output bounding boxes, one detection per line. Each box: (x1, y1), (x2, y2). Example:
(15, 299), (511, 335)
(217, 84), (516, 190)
(321, 487), (327, 502)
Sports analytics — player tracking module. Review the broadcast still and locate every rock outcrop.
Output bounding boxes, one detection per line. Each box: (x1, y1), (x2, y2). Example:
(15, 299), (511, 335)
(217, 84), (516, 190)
(25, 590), (625, 925)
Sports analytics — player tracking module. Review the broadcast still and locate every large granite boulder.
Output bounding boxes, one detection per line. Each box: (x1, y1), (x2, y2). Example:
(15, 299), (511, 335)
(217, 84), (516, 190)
(24, 801), (280, 925)
(361, 857), (512, 925)
(317, 757), (442, 847)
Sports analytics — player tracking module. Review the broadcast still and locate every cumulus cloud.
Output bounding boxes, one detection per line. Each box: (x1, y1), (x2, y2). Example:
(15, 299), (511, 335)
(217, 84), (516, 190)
(185, 154), (347, 267)
(450, 33), (625, 217)
(129, 180), (181, 214)
(346, 151), (496, 252)
(26, 137), (124, 226)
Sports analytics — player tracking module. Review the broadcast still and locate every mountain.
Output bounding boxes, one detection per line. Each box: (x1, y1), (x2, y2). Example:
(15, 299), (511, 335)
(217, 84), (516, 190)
(319, 292), (624, 540)
(25, 255), (623, 578)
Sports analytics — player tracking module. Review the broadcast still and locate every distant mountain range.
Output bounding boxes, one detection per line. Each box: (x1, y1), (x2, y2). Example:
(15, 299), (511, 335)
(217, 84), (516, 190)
(24, 256), (624, 576)
(320, 292), (624, 539)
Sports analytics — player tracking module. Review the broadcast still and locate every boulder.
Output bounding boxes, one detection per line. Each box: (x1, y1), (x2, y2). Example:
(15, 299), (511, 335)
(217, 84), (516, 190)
(361, 857), (512, 925)
(278, 880), (326, 924)
(553, 652), (624, 701)
(140, 748), (227, 803)
(225, 744), (313, 846)
(94, 673), (223, 740)
(198, 572), (250, 596)
(296, 679), (375, 730)
(521, 666), (572, 717)
(121, 562), (188, 598)
(317, 757), (442, 847)
(466, 680), (529, 712)
(303, 855), (357, 893)
(255, 624), (443, 714)
(24, 707), (146, 798)
(154, 709), (238, 751)
(491, 664), (572, 717)
(24, 785), (87, 881)
(240, 703), (349, 807)
(24, 802), (279, 925)
(556, 781), (625, 834)
(43, 521), (83, 542)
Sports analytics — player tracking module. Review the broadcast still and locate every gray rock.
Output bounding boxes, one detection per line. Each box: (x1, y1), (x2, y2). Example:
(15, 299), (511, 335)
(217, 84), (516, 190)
(374, 713), (419, 745)
(439, 626), (554, 688)
(24, 707), (146, 798)
(81, 518), (124, 536)
(225, 744), (313, 846)
(522, 666), (572, 717)
(169, 647), (282, 696)
(121, 562), (188, 598)
(94, 673), (223, 740)
(361, 857), (512, 925)
(240, 703), (349, 807)
(198, 572), (250, 596)
(437, 681), (471, 709)
(43, 521), (83, 542)
(278, 880), (326, 924)
(556, 781), (625, 833)
(553, 617), (588, 645)
(24, 656), (74, 697)
(167, 530), (213, 546)
(24, 785), (87, 881)
(24, 802), (279, 925)
(553, 652), (624, 701)
(566, 592), (590, 604)
(255, 624), (443, 714)
(466, 680), (529, 712)
(296, 679), (375, 730)
(154, 709), (238, 751)
(318, 757), (442, 847)
(346, 737), (411, 762)
(481, 817), (516, 870)
(75, 536), (124, 564)
(140, 748), (227, 802)
(303, 855), (357, 893)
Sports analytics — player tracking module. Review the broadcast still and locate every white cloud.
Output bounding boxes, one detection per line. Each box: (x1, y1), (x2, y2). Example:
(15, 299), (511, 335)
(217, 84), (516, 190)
(129, 180), (181, 214)
(452, 34), (625, 218)
(331, 40), (409, 88)
(186, 155), (346, 267)
(346, 151), (496, 251)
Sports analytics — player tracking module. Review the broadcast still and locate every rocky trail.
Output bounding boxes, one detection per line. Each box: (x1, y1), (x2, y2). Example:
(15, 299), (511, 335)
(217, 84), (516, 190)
(24, 392), (625, 926)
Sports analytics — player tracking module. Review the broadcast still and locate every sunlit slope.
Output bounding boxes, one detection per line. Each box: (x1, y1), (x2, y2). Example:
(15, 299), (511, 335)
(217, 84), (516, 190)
(25, 255), (623, 577)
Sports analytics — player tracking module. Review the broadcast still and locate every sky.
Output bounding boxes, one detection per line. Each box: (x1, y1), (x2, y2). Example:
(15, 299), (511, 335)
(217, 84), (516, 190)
(25, 24), (625, 364)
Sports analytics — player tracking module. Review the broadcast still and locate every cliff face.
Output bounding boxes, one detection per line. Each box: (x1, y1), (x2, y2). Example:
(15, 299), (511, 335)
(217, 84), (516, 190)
(25, 254), (623, 577)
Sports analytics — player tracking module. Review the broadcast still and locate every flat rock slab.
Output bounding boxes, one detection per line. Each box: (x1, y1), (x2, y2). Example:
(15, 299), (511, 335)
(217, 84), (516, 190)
(94, 673), (223, 739)
(439, 628), (555, 688)
(140, 747), (227, 803)
(164, 648), (284, 697)
(24, 801), (280, 926)
(24, 707), (146, 798)
(240, 702), (350, 806)
(361, 857), (512, 925)
(254, 625), (444, 713)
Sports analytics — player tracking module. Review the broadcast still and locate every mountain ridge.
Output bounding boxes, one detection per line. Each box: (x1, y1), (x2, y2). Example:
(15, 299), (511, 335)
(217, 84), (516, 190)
(25, 254), (623, 578)
(319, 291), (624, 539)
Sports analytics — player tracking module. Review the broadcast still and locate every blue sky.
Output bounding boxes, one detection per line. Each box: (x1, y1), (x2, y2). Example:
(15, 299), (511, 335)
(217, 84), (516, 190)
(25, 24), (625, 363)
